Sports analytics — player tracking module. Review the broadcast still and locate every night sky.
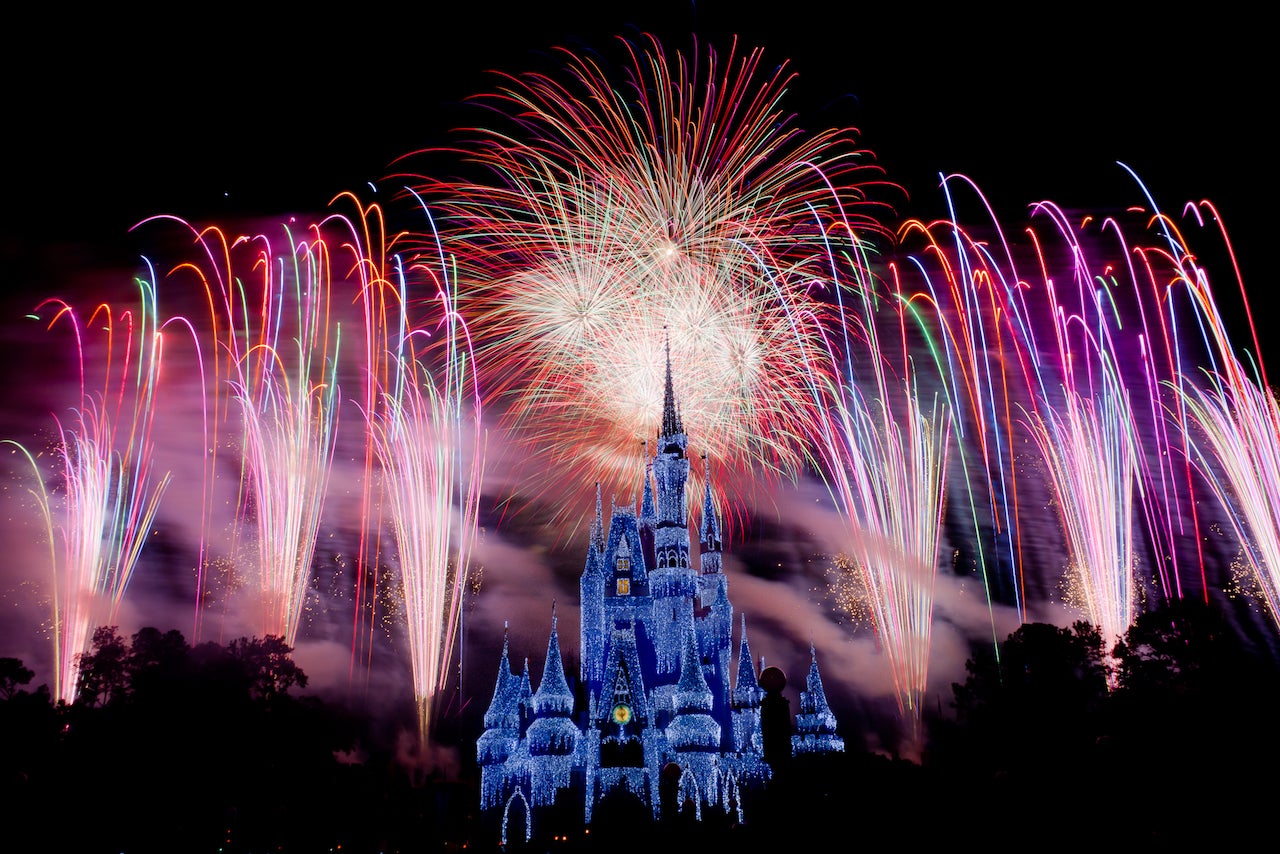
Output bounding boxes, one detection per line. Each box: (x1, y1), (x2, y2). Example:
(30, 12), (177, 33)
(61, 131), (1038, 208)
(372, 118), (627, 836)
(2, 2), (1272, 762)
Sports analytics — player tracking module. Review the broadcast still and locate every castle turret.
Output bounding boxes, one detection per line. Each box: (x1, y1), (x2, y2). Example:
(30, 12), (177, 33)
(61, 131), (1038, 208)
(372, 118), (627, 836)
(527, 608), (579, 805)
(638, 445), (656, 560)
(698, 463), (722, 576)
(581, 483), (606, 684)
(730, 615), (763, 755)
(518, 658), (533, 735)
(693, 464), (733, 738)
(666, 617), (720, 753)
(649, 338), (695, 674)
(478, 624), (521, 809)
(792, 645), (845, 756)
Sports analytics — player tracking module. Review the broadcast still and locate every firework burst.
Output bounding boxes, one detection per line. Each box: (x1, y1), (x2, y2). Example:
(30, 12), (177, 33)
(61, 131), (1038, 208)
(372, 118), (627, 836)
(396, 33), (895, 533)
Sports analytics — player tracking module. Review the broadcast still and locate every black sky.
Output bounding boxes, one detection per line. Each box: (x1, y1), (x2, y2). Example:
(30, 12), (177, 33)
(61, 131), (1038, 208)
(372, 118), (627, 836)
(4, 4), (1267, 279)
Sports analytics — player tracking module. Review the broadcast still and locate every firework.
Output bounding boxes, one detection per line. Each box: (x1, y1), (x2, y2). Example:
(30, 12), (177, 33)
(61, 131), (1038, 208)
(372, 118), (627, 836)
(1179, 373), (1280, 627)
(1023, 382), (1138, 663)
(1170, 194), (1280, 632)
(365, 206), (486, 746)
(395, 33), (894, 532)
(143, 214), (350, 647)
(889, 170), (1220, 642)
(7, 275), (174, 703)
(809, 248), (953, 746)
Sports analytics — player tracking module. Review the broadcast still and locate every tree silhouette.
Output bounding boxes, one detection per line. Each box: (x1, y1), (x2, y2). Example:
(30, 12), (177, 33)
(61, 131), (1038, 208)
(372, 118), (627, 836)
(0, 657), (34, 700)
(74, 625), (129, 707)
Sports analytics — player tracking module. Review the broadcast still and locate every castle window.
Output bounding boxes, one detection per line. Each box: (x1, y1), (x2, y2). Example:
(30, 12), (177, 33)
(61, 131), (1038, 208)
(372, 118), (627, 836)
(617, 557), (630, 573)
(616, 578), (630, 595)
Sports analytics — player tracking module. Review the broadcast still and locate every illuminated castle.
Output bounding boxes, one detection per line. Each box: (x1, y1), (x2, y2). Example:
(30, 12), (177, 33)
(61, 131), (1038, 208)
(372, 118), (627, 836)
(476, 352), (844, 841)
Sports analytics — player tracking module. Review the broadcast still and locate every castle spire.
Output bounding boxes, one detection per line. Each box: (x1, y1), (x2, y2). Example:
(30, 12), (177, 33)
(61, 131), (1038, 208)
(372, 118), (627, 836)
(699, 455), (721, 553)
(661, 330), (682, 438)
(640, 443), (656, 522)
(666, 614), (720, 752)
(481, 623), (519, 732)
(792, 644), (845, 755)
(477, 622), (522, 806)
(591, 481), (605, 553)
(733, 614), (760, 701)
(528, 604), (579, 763)
(532, 604), (574, 717)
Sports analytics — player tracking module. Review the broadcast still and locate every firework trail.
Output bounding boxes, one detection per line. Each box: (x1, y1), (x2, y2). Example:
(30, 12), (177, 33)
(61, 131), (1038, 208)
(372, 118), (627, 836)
(1164, 192), (1280, 633)
(365, 204), (486, 746)
(145, 215), (348, 647)
(806, 242), (953, 747)
(1177, 374), (1280, 625)
(889, 170), (1216, 645)
(395, 33), (895, 533)
(1022, 380), (1138, 663)
(231, 229), (343, 647)
(5, 273), (176, 703)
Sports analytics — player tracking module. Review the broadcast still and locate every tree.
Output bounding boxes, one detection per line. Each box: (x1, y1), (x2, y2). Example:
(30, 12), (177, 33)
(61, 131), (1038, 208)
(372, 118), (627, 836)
(74, 625), (129, 707)
(227, 634), (308, 701)
(1105, 595), (1280, 827)
(0, 657), (34, 700)
(126, 625), (192, 702)
(929, 619), (1110, 824)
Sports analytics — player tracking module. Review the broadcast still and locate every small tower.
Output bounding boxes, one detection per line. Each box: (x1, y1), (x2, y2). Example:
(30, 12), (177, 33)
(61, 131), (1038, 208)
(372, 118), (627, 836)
(730, 615), (764, 755)
(650, 337), (696, 675)
(792, 645), (845, 756)
(527, 607), (580, 806)
(698, 461), (722, 577)
(667, 616), (720, 758)
(581, 483), (606, 684)
(477, 624), (521, 810)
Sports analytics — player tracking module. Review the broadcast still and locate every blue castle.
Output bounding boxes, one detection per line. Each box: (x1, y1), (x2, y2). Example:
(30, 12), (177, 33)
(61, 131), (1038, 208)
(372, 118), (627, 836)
(477, 350), (844, 842)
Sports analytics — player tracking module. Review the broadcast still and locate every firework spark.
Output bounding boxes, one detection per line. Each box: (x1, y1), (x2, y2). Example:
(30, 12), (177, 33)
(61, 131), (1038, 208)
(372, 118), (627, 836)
(889, 169), (1220, 642)
(396, 33), (895, 533)
(1171, 195), (1280, 633)
(142, 214), (350, 647)
(809, 264), (953, 748)
(6, 275), (175, 703)
(365, 207), (486, 747)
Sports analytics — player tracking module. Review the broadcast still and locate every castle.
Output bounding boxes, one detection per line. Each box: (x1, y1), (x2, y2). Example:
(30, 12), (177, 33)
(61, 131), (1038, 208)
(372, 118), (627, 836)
(477, 351), (844, 842)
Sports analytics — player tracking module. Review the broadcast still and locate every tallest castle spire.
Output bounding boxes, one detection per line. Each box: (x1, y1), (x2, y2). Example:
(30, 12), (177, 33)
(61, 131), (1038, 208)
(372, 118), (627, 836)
(661, 331), (683, 438)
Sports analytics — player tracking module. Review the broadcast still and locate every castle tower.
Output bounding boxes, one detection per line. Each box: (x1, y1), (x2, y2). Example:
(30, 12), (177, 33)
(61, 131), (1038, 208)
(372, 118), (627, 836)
(694, 464), (734, 741)
(477, 624), (521, 810)
(791, 645), (845, 756)
(526, 608), (580, 806)
(698, 464), (722, 577)
(648, 339), (696, 676)
(730, 615), (764, 755)
(666, 614), (720, 754)
(580, 483), (606, 685)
